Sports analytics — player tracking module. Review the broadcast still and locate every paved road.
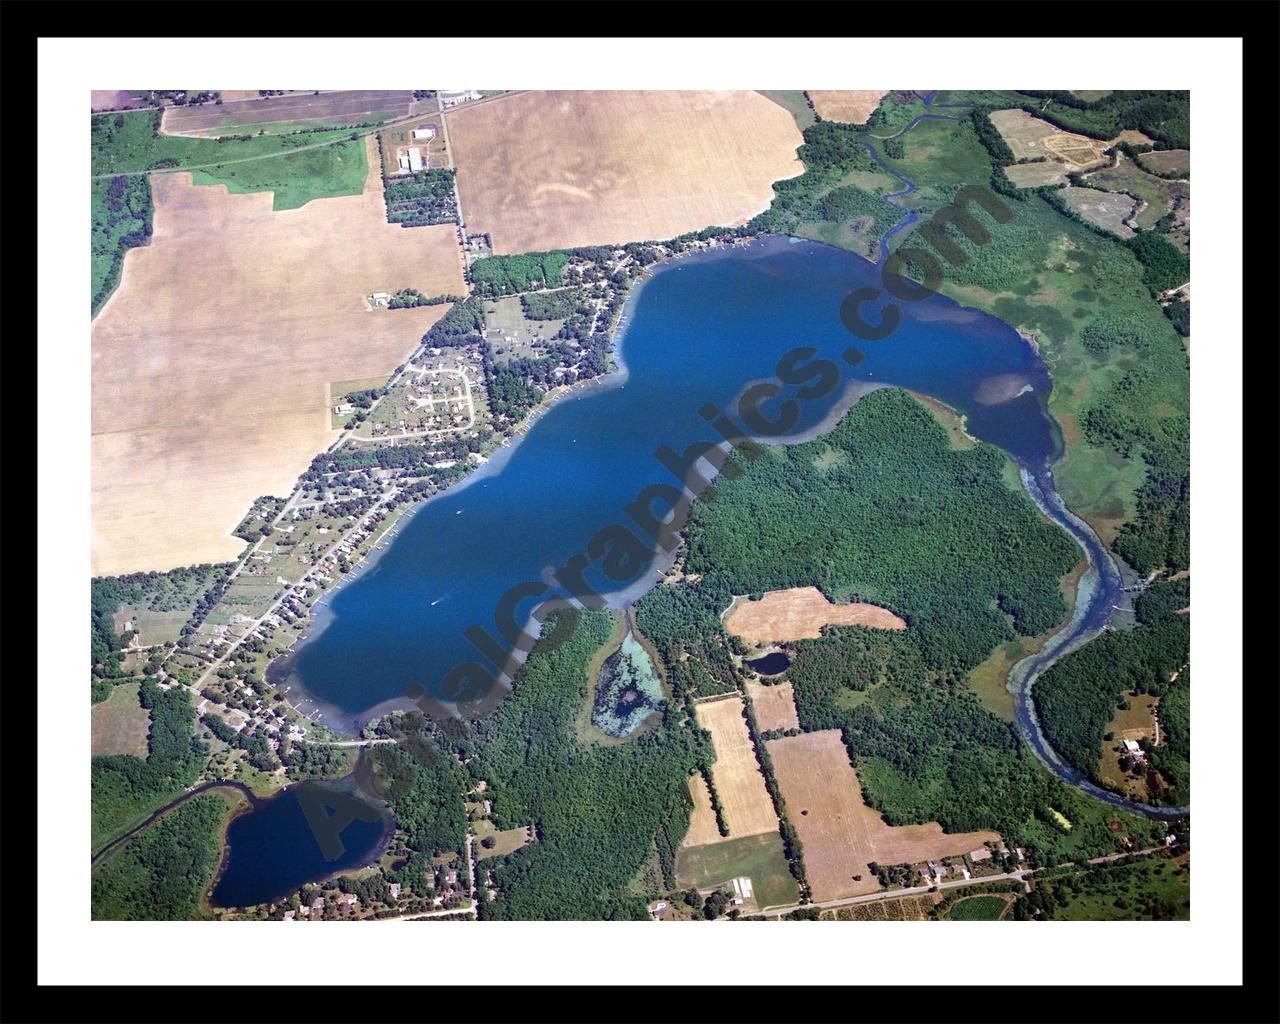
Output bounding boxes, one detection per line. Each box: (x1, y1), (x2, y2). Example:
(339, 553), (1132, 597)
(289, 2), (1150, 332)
(371, 903), (477, 922)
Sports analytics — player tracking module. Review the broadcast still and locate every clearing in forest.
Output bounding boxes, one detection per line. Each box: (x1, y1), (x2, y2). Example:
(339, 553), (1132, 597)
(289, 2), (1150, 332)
(988, 109), (1114, 168)
(91, 682), (151, 758)
(767, 730), (999, 902)
(724, 587), (906, 643)
(91, 134), (465, 575)
(693, 696), (778, 839)
(745, 680), (801, 734)
(1136, 149), (1190, 177)
(1059, 186), (1137, 238)
(446, 90), (803, 254)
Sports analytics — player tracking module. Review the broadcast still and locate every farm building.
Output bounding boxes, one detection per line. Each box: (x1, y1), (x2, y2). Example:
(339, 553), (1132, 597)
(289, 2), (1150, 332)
(412, 126), (437, 141)
(407, 147), (424, 173)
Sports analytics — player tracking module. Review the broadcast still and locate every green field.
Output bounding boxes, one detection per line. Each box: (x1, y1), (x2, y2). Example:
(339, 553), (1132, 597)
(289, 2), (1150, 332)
(758, 90), (817, 131)
(944, 894), (1009, 920)
(92, 109), (362, 177)
(188, 137), (369, 210)
(675, 832), (800, 910)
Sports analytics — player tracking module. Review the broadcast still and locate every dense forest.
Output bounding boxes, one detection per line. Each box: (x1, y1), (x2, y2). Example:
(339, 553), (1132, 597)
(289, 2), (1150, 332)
(366, 734), (469, 866)
(684, 390), (1078, 668)
(469, 251), (570, 296)
(464, 609), (703, 919)
(91, 794), (229, 920)
(1033, 579), (1190, 805)
(421, 296), (486, 348)
(636, 389), (1164, 861)
(1016, 90), (1190, 150)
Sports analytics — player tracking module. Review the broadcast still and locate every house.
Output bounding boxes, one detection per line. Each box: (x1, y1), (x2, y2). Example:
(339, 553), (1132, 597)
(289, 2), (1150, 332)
(370, 292), (391, 308)
(311, 897), (325, 911)
(444, 871), (458, 885)
(336, 893), (358, 907)
(388, 883), (402, 899)
(282, 910), (296, 922)
(649, 900), (669, 919)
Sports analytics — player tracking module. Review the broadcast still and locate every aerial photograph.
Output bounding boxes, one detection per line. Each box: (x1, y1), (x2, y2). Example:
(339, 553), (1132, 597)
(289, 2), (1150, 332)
(86, 84), (1196, 929)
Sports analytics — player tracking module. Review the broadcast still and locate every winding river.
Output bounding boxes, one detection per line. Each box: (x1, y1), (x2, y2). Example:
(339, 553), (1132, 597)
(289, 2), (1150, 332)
(868, 93), (1188, 819)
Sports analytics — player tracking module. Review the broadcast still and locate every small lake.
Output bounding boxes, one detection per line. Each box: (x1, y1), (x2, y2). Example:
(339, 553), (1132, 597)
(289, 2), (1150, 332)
(592, 629), (664, 738)
(273, 236), (1059, 728)
(211, 781), (391, 908)
(746, 651), (792, 676)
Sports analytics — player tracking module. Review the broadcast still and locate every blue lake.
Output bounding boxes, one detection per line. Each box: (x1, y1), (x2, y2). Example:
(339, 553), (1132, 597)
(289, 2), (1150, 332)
(211, 782), (390, 908)
(273, 237), (1060, 727)
(746, 651), (792, 676)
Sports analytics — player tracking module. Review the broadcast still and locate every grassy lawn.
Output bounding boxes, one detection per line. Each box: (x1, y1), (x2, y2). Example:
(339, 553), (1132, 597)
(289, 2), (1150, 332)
(675, 832), (799, 910)
(477, 825), (534, 860)
(90, 682), (152, 757)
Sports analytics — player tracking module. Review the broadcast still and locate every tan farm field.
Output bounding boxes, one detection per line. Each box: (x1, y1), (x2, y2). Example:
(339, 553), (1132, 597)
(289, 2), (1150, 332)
(92, 134), (465, 575)
(746, 680), (800, 733)
(806, 91), (888, 125)
(724, 586), (906, 643)
(446, 90), (803, 254)
(767, 730), (1000, 902)
(682, 772), (725, 848)
(694, 696), (779, 839)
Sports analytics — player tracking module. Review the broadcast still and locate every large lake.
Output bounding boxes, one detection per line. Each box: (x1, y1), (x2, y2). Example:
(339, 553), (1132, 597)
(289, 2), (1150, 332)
(273, 237), (1059, 728)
